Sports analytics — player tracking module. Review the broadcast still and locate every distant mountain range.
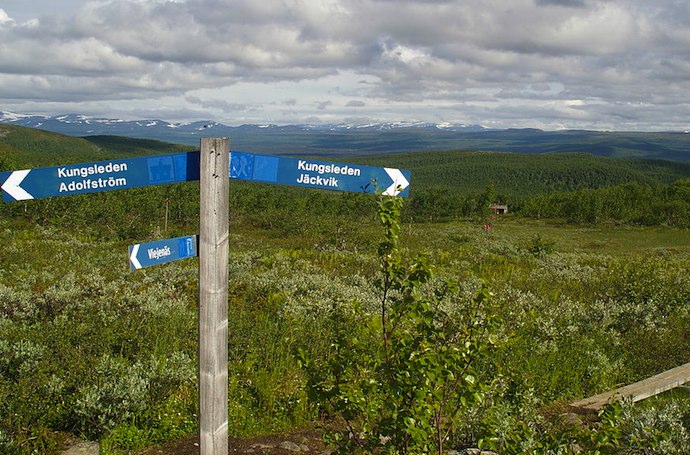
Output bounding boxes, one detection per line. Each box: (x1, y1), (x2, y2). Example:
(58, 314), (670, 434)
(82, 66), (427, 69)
(0, 112), (487, 136)
(2, 111), (690, 161)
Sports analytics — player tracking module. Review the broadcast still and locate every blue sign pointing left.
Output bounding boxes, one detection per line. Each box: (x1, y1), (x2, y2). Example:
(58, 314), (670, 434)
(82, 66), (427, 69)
(129, 235), (198, 270)
(0, 151), (200, 202)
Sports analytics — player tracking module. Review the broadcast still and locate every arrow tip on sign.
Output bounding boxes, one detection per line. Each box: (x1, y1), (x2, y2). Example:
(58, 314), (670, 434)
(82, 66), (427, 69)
(129, 244), (142, 270)
(1, 170), (33, 201)
(383, 168), (410, 196)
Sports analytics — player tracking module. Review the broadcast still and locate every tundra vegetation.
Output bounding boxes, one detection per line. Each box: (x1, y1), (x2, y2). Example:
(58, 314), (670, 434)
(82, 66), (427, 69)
(1, 130), (690, 453)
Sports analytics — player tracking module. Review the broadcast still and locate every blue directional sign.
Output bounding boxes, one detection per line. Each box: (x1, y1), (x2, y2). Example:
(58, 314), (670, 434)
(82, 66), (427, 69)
(229, 152), (411, 197)
(0, 151), (200, 202)
(1, 150), (411, 202)
(129, 235), (198, 270)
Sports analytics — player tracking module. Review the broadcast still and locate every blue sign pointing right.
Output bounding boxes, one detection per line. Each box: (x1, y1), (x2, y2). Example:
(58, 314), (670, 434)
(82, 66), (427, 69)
(229, 152), (411, 197)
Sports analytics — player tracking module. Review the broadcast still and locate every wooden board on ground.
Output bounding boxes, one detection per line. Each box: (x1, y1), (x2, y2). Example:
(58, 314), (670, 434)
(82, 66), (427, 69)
(570, 361), (690, 413)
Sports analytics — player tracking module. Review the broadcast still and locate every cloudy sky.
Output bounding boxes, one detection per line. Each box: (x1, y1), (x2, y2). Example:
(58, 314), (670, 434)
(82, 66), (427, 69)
(1, 0), (689, 130)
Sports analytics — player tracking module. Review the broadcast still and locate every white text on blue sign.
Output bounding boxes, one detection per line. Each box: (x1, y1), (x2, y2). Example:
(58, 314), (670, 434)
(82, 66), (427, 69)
(229, 152), (410, 197)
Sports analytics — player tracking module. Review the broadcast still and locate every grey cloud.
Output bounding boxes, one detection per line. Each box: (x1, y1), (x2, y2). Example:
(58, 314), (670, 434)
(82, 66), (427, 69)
(1, 0), (85, 22)
(535, 0), (587, 7)
(70, 0), (367, 69)
(0, 74), (160, 102)
(185, 95), (249, 113)
(347, 100), (366, 107)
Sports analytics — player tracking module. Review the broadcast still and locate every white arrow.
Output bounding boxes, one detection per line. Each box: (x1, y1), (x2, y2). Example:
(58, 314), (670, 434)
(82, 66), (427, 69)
(383, 168), (410, 196)
(129, 244), (143, 270)
(1, 170), (33, 201)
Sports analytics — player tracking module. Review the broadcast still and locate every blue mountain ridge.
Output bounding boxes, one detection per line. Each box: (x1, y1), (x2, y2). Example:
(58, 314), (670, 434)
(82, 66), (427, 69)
(2, 111), (689, 161)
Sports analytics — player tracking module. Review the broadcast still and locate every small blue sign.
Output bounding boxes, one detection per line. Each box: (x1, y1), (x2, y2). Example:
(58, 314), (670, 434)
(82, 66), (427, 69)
(229, 152), (411, 197)
(0, 151), (200, 202)
(129, 235), (198, 270)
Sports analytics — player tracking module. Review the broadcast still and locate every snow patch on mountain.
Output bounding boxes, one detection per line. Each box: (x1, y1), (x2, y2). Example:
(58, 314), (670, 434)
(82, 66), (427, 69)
(0, 111), (487, 134)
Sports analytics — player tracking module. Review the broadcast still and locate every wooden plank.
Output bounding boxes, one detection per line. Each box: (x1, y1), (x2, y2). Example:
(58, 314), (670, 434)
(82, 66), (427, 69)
(198, 138), (230, 455)
(570, 361), (690, 413)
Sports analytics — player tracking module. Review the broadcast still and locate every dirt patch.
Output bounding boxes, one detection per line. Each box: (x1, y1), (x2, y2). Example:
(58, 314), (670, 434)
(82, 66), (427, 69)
(61, 441), (100, 455)
(141, 428), (330, 455)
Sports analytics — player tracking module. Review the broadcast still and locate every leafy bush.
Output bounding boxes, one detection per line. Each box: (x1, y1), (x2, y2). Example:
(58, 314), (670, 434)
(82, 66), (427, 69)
(298, 196), (500, 454)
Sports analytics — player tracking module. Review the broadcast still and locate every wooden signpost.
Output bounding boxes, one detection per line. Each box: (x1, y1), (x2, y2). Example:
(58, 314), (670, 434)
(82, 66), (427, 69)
(198, 138), (230, 455)
(0, 137), (411, 455)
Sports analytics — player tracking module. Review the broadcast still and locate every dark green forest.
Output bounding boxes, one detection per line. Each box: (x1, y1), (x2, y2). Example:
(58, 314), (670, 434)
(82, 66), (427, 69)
(3, 125), (690, 232)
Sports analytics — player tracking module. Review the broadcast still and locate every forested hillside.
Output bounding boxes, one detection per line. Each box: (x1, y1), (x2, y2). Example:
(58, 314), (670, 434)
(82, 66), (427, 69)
(4, 125), (690, 197)
(361, 149), (690, 197)
(361, 149), (690, 225)
(85, 135), (194, 159)
(4, 126), (690, 229)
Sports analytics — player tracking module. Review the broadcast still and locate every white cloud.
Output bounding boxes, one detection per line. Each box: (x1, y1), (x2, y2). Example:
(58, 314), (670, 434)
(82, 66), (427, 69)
(0, 0), (689, 130)
(0, 8), (13, 24)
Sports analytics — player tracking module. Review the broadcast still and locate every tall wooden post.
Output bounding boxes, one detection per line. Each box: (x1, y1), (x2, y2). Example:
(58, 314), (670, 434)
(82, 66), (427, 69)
(199, 138), (229, 455)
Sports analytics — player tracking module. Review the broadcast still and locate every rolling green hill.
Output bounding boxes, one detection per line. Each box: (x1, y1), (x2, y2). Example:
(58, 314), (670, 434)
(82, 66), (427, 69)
(84, 135), (194, 158)
(0, 124), (101, 168)
(0, 125), (191, 168)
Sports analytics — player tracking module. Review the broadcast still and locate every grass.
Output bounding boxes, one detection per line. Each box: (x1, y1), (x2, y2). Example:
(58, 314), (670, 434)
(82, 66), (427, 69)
(379, 215), (690, 258)
(487, 217), (690, 255)
(2, 208), (690, 453)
